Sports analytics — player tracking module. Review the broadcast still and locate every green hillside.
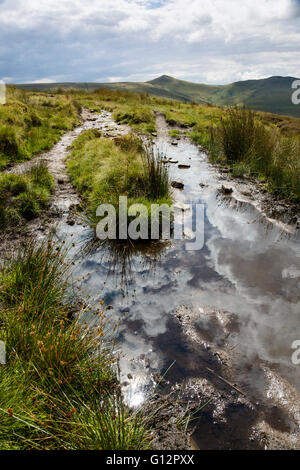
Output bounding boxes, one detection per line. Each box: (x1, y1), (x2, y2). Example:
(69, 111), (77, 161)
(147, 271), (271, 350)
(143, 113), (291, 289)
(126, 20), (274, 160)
(148, 75), (221, 102)
(213, 76), (300, 116)
(15, 75), (300, 118)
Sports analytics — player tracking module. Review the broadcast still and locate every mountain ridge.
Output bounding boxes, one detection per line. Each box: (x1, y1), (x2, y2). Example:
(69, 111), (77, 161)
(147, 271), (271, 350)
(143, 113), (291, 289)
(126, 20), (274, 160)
(14, 74), (300, 118)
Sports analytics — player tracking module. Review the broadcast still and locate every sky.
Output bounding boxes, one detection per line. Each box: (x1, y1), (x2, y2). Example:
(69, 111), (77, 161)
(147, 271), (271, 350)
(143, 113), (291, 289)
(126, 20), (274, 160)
(0, 0), (300, 85)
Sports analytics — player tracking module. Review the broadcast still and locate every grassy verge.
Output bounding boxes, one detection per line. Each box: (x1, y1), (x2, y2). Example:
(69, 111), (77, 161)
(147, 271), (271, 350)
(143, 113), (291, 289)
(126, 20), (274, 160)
(0, 241), (150, 450)
(0, 87), (81, 169)
(193, 107), (300, 201)
(113, 105), (156, 135)
(0, 162), (54, 228)
(67, 131), (172, 237)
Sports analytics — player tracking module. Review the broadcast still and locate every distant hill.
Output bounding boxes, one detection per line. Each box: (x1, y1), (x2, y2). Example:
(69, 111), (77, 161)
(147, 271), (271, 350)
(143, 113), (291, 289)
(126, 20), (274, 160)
(15, 75), (300, 118)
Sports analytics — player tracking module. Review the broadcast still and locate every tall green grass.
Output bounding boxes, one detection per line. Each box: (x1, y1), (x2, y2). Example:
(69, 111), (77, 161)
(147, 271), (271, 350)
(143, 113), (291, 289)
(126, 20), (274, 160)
(0, 162), (54, 227)
(220, 108), (256, 163)
(0, 87), (81, 169)
(143, 146), (170, 200)
(192, 107), (300, 201)
(0, 241), (150, 450)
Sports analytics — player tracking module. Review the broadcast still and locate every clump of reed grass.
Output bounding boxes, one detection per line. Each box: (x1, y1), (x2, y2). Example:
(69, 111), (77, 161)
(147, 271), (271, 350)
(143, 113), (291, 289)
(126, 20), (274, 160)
(142, 146), (170, 200)
(220, 107), (256, 163)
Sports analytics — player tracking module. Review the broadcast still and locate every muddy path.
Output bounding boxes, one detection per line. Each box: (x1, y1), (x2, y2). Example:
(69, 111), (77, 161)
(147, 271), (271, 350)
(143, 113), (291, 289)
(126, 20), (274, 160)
(1, 110), (299, 450)
(0, 109), (129, 255)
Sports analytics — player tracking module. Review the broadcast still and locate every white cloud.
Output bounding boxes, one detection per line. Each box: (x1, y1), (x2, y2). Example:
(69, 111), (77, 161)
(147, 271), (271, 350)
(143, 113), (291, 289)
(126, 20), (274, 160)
(0, 0), (299, 83)
(30, 78), (56, 84)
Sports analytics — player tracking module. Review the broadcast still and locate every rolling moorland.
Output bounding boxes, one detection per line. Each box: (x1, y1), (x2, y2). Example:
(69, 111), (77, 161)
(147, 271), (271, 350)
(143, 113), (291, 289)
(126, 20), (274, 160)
(0, 85), (300, 449)
(16, 74), (300, 118)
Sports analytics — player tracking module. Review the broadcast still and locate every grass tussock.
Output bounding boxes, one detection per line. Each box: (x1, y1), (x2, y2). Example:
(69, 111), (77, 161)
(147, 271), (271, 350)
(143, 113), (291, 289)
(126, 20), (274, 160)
(0, 87), (81, 169)
(0, 241), (150, 450)
(67, 131), (171, 236)
(0, 162), (54, 227)
(114, 106), (154, 129)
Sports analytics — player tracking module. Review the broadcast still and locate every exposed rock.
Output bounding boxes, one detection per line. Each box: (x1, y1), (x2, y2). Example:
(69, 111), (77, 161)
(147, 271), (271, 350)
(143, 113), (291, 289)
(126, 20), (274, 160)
(220, 185), (233, 195)
(178, 164), (191, 169)
(291, 216), (298, 224)
(171, 181), (184, 190)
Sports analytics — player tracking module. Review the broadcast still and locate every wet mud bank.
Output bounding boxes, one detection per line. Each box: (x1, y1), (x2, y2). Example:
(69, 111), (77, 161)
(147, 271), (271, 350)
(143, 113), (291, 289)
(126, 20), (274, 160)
(215, 166), (300, 232)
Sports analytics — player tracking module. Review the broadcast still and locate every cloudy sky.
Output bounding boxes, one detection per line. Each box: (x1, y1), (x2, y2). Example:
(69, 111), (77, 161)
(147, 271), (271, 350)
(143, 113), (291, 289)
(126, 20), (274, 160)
(0, 0), (300, 85)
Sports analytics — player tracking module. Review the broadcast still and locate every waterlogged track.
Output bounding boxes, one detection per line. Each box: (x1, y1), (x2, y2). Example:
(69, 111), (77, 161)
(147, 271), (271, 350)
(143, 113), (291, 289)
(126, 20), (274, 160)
(52, 112), (300, 450)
